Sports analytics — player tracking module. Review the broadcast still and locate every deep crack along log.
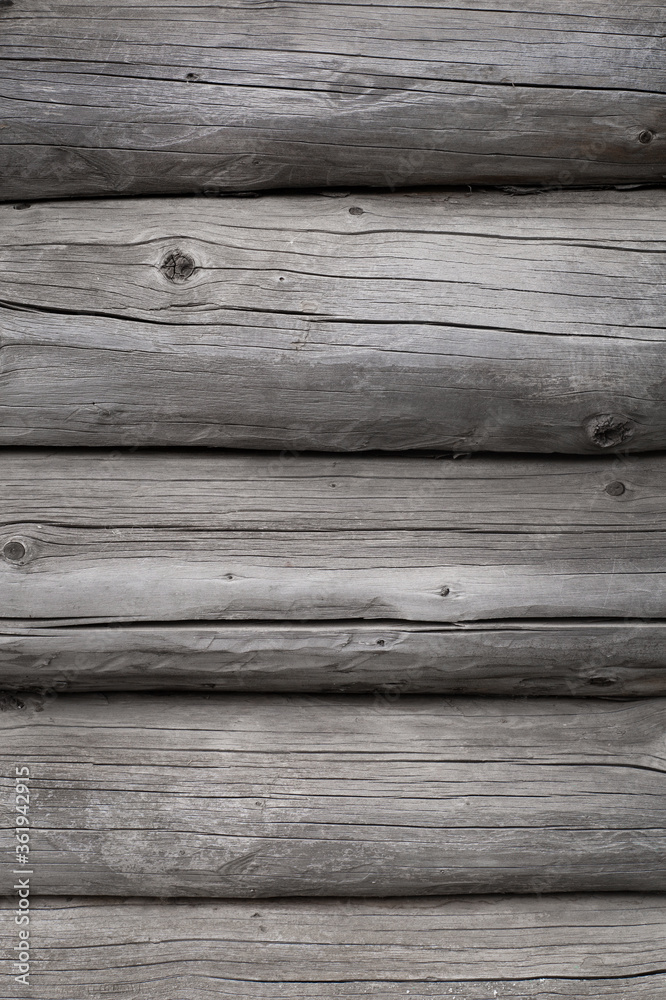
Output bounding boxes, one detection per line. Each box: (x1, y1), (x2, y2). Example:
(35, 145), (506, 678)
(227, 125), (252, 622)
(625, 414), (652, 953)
(0, 0), (664, 197)
(1, 189), (665, 453)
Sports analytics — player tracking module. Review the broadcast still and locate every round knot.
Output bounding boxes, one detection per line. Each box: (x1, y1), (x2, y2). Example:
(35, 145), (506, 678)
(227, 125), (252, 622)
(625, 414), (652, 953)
(584, 414), (635, 450)
(605, 481), (625, 497)
(638, 130), (654, 144)
(160, 250), (196, 282)
(3, 539), (26, 563)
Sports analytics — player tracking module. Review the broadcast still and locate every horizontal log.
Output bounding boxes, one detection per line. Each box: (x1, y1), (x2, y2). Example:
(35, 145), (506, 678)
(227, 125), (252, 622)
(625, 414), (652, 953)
(2, 895), (665, 998)
(2, 189), (665, 452)
(3, 620), (666, 695)
(3, 449), (666, 622)
(2, 694), (666, 896)
(4, 450), (666, 530)
(14, 523), (666, 622)
(0, 2), (664, 198)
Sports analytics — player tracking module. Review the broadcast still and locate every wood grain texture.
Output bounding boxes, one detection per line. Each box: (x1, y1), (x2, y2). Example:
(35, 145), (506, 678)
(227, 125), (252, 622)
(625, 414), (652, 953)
(2, 189), (666, 453)
(2, 694), (666, 896)
(3, 449), (666, 623)
(1, 895), (665, 998)
(5, 449), (666, 530)
(3, 620), (666, 696)
(0, 1), (664, 198)
(14, 522), (666, 622)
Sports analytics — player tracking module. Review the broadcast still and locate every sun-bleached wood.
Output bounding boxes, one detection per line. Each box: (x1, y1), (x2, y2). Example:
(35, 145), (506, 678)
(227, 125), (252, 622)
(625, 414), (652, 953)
(1, 895), (665, 998)
(0, 1), (664, 198)
(2, 189), (665, 452)
(3, 449), (666, 530)
(3, 620), (666, 695)
(2, 449), (666, 623)
(2, 694), (666, 896)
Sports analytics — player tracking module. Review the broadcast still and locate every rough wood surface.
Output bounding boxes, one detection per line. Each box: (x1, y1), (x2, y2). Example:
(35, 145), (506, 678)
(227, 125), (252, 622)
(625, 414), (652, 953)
(5, 449), (666, 530)
(2, 189), (665, 452)
(14, 522), (666, 622)
(2, 694), (666, 896)
(1, 895), (665, 998)
(3, 449), (666, 623)
(0, 1), (664, 198)
(3, 620), (666, 696)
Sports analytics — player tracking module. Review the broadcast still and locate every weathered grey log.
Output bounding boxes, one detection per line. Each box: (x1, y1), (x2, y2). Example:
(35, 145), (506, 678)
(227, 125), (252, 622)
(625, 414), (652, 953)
(1, 189), (665, 452)
(2, 694), (666, 896)
(0, 1), (664, 198)
(14, 522), (666, 621)
(3, 449), (666, 622)
(2, 895), (665, 998)
(5, 449), (666, 530)
(3, 620), (666, 696)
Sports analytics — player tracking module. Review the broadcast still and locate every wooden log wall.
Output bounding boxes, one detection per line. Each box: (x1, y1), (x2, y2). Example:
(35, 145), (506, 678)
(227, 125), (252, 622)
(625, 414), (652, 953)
(2, 189), (665, 452)
(0, 1), (664, 198)
(3, 4), (666, 994)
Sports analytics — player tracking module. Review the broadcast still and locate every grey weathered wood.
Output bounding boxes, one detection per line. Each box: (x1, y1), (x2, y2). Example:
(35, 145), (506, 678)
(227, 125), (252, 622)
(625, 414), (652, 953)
(1, 189), (665, 452)
(3, 449), (666, 623)
(1, 895), (665, 998)
(4, 450), (666, 530)
(13, 522), (666, 622)
(3, 620), (666, 696)
(0, 1), (664, 198)
(1, 694), (666, 896)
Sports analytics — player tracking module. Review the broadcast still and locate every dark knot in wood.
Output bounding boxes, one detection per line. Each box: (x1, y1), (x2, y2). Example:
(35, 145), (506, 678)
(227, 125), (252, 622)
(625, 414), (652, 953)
(605, 481), (626, 496)
(638, 130), (654, 144)
(585, 414), (635, 449)
(3, 539), (26, 563)
(160, 250), (196, 282)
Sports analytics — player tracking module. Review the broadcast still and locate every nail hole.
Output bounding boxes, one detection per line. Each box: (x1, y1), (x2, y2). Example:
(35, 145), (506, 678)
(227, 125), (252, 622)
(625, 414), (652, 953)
(638, 130), (654, 144)
(376, 639), (385, 646)
(605, 481), (625, 497)
(3, 540), (26, 563)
